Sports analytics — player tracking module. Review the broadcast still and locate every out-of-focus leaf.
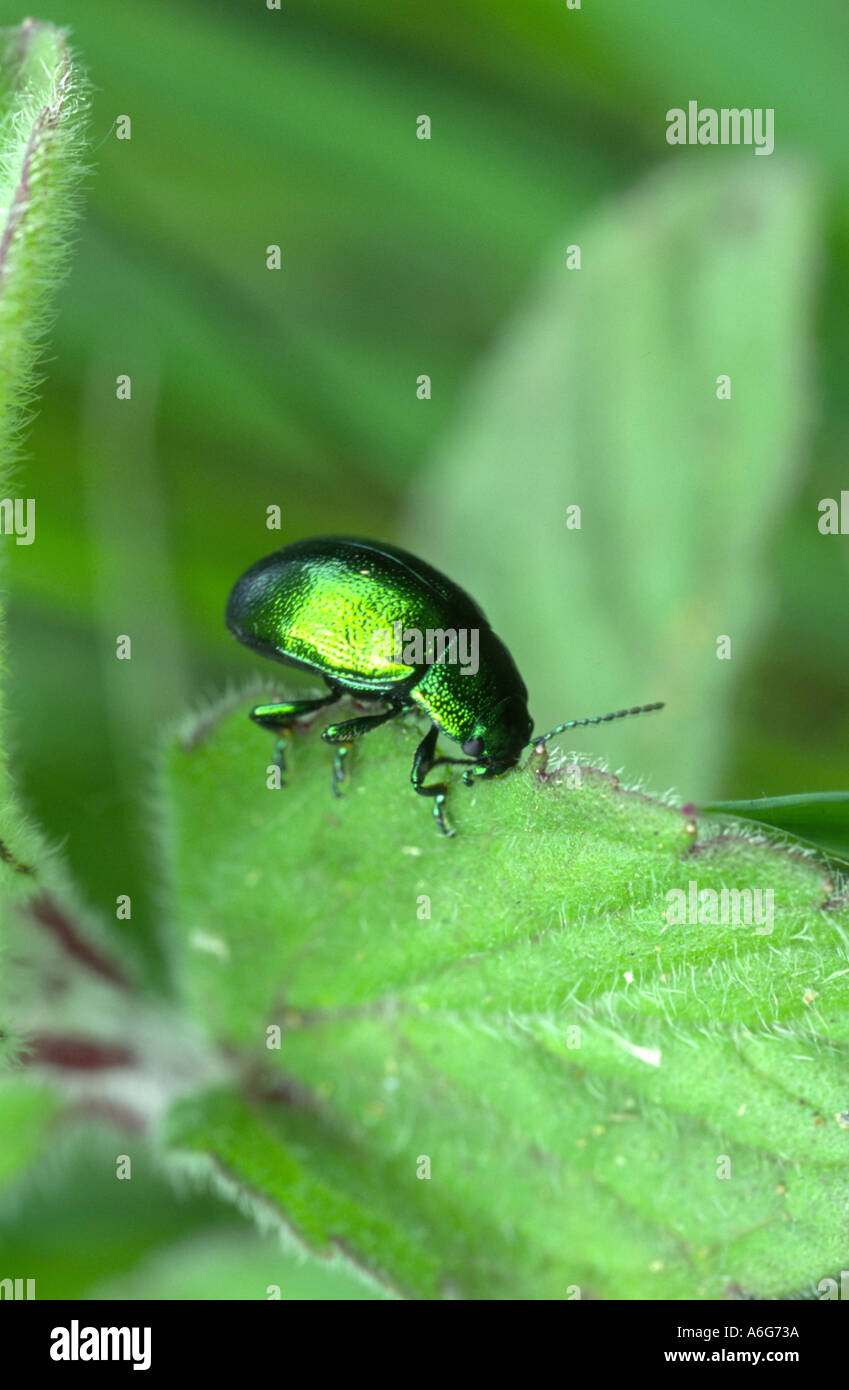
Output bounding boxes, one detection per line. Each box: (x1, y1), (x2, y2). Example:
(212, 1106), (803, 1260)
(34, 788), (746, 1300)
(306, 0), (849, 206)
(87, 1228), (389, 1301)
(0, 1127), (243, 1298)
(0, 19), (88, 977)
(0, 1077), (59, 1190)
(403, 158), (817, 802)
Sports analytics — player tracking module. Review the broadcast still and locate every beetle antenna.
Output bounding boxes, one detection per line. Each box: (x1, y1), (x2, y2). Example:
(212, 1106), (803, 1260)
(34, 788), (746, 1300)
(532, 702), (665, 745)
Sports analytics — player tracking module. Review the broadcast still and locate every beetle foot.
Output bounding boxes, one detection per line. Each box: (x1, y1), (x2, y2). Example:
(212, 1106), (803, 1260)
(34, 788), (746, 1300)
(272, 736), (290, 783)
(433, 792), (456, 837)
(331, 744), (350, 798)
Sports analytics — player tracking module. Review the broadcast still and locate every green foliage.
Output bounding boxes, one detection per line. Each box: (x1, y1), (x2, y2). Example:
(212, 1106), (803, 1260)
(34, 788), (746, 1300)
(703, 792), (849, 866)
(4, 0), (618, 952)
(1, 0), (848, 1306)
(0, 18), (88, 1011)
(0, 1076), (60, 1188)
(0, 1122), (380, 1299)
(87, 1229), (390, 1301)
(159, 694), (849, 1299)
(0, 20), (88, 462)
(403, 158), (817, 802)
(9, 0), (849, 970)
(0, 1126), (226, 1297)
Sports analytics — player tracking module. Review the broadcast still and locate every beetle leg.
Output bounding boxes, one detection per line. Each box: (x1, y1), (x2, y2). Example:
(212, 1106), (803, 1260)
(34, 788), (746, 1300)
(250, 694), (338, 784)
(462, 762), (497, 787)
(426, 753), (488, 792)
(411, 725), (456, 837)
(249, 694), (337, 731)
(321, 707), (399, 798)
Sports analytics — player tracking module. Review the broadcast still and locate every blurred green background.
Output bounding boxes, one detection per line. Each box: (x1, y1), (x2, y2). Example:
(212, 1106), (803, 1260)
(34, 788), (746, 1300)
(3, 0), (849, 1297)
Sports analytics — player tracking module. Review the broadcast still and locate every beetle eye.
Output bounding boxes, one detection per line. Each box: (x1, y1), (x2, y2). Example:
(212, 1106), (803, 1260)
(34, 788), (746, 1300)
(462, 737), (484, 758)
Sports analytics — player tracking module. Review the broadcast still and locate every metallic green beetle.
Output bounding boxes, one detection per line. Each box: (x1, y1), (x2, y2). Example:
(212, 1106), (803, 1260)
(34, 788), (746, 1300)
(226, 535), (663, 835)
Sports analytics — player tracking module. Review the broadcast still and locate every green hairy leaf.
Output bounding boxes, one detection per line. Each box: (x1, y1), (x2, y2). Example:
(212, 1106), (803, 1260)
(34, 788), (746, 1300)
(0, 20), (88, 460)
(159, 695), (849, 1299)
(0, 21), (89, 1026)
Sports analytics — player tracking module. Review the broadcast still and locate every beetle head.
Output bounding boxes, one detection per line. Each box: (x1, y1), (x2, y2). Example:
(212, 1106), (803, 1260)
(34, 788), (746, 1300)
(462, 693), (533, 773)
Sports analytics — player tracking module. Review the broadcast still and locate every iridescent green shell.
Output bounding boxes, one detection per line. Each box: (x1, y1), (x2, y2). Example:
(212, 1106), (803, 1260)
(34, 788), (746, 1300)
(226, 535), (532, 755)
